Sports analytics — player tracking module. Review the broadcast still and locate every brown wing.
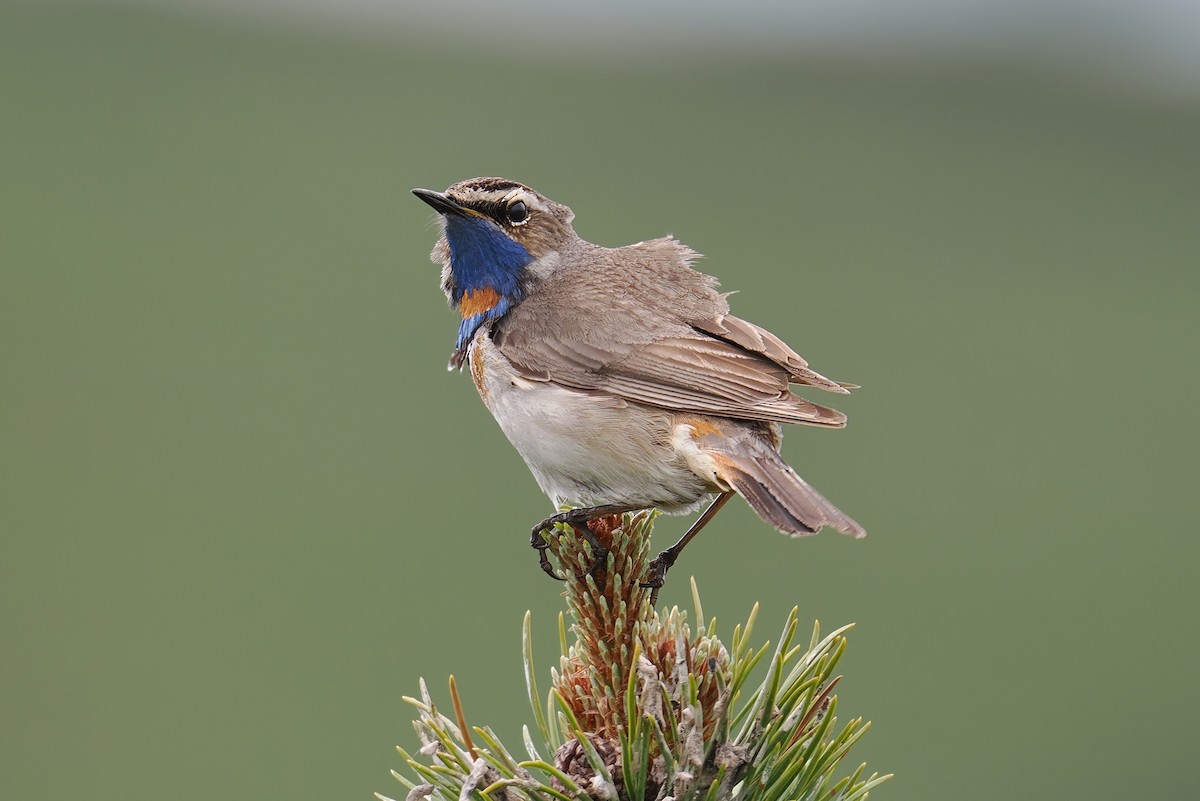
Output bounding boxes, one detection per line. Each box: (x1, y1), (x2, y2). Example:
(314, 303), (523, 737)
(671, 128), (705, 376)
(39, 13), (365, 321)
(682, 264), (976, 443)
(595, 335), (847, 427)
(493, 239), (852, 428)
(694, 314), (853, 394)
(497, 322), (849, 428)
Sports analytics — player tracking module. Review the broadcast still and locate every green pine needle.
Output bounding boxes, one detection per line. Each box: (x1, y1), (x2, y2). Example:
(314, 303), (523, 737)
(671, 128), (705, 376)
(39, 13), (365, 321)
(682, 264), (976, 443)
(388, 511), (889, 801)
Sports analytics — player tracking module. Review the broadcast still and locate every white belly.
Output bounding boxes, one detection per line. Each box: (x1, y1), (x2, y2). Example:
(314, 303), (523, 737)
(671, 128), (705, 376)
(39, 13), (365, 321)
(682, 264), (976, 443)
(468, 333), (712, 512)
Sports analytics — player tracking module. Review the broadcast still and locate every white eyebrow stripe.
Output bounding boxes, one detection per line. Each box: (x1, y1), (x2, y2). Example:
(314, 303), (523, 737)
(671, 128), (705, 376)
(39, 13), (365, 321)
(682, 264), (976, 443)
(452, 188), (547, 216)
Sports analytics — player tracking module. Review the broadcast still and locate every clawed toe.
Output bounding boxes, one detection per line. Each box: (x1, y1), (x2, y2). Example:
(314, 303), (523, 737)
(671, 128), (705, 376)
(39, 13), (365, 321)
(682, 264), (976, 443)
(535, 543), (566, 580)
(573, 523), (609, 577)
(531, 523), (566, 581)
(529, 514), (610, 581)
(640, 550), (676, 590)
(580, 538), (608, 577)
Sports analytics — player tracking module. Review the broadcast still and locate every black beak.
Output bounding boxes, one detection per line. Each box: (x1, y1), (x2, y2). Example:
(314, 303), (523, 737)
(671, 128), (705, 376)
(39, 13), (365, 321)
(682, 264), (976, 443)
(412, 188), (469, 218)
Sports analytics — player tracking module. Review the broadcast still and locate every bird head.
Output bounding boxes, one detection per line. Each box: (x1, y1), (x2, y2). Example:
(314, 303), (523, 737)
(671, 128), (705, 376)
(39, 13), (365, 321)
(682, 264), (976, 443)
(413, 177), (577, 361)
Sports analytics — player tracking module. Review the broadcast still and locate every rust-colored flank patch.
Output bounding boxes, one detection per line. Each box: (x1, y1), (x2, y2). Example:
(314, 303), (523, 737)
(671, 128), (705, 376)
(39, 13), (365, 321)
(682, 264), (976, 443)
(688, 419), (723, 438)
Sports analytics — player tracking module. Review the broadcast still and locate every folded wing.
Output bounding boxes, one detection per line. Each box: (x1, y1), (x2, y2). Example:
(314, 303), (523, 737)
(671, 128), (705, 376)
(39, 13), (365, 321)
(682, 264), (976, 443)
(493, 240), (854, 428)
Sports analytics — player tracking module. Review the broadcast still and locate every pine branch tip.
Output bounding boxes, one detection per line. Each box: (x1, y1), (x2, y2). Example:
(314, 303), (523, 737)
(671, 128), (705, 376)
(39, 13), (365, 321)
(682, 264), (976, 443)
(388, 510), (887, 801)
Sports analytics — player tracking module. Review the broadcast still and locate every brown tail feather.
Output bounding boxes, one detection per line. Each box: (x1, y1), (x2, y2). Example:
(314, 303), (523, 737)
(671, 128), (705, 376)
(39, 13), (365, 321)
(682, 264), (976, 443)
(710, 445), (865, 540)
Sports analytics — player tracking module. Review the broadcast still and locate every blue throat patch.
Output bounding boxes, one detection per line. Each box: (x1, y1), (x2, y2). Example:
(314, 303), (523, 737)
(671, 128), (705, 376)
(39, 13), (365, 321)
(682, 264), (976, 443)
(445, 215), (532, 351)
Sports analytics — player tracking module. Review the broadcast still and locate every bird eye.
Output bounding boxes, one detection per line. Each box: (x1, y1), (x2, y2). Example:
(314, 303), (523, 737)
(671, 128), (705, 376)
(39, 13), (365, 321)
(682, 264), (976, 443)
(506, 200), (528, 225)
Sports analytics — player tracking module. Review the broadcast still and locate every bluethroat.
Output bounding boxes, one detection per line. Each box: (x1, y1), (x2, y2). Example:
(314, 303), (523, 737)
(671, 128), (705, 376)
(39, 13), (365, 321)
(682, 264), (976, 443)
(413, 178), (865, 590)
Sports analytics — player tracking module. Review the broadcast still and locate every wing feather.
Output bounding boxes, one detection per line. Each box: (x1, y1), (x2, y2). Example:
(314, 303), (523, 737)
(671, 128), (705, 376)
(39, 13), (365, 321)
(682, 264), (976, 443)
(493, 241), (852, 428)
(695, 314), (851, 394)
(502, 331), (847, 428)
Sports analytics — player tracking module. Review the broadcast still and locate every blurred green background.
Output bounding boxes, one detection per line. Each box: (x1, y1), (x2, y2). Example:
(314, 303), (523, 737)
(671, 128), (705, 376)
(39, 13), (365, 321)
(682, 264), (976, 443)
(3, 3), (1198, 800)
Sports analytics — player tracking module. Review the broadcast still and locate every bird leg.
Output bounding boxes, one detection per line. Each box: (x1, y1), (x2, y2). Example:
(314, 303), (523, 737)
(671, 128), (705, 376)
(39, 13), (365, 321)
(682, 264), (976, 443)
(642, 491), (735, 603)
(530, 504), (641, 580)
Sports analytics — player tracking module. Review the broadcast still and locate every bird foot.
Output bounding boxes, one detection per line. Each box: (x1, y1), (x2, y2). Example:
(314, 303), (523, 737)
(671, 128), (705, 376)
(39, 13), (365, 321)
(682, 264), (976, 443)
(530, 512), (609, 581)
(640, 548), (677, 591)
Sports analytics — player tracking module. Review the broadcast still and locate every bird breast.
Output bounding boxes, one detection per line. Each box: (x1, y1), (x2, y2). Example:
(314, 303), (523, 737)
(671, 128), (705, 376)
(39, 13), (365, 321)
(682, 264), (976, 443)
(467, 330), (714, 512)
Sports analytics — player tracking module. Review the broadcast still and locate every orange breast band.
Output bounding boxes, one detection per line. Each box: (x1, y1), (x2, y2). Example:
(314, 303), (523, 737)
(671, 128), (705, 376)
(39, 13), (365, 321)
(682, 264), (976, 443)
(459, 287), (502, 319)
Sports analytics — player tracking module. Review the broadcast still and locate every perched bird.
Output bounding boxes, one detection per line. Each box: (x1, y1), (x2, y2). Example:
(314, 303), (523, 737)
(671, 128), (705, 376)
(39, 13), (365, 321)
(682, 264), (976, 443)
(413, 177), (864, 588)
